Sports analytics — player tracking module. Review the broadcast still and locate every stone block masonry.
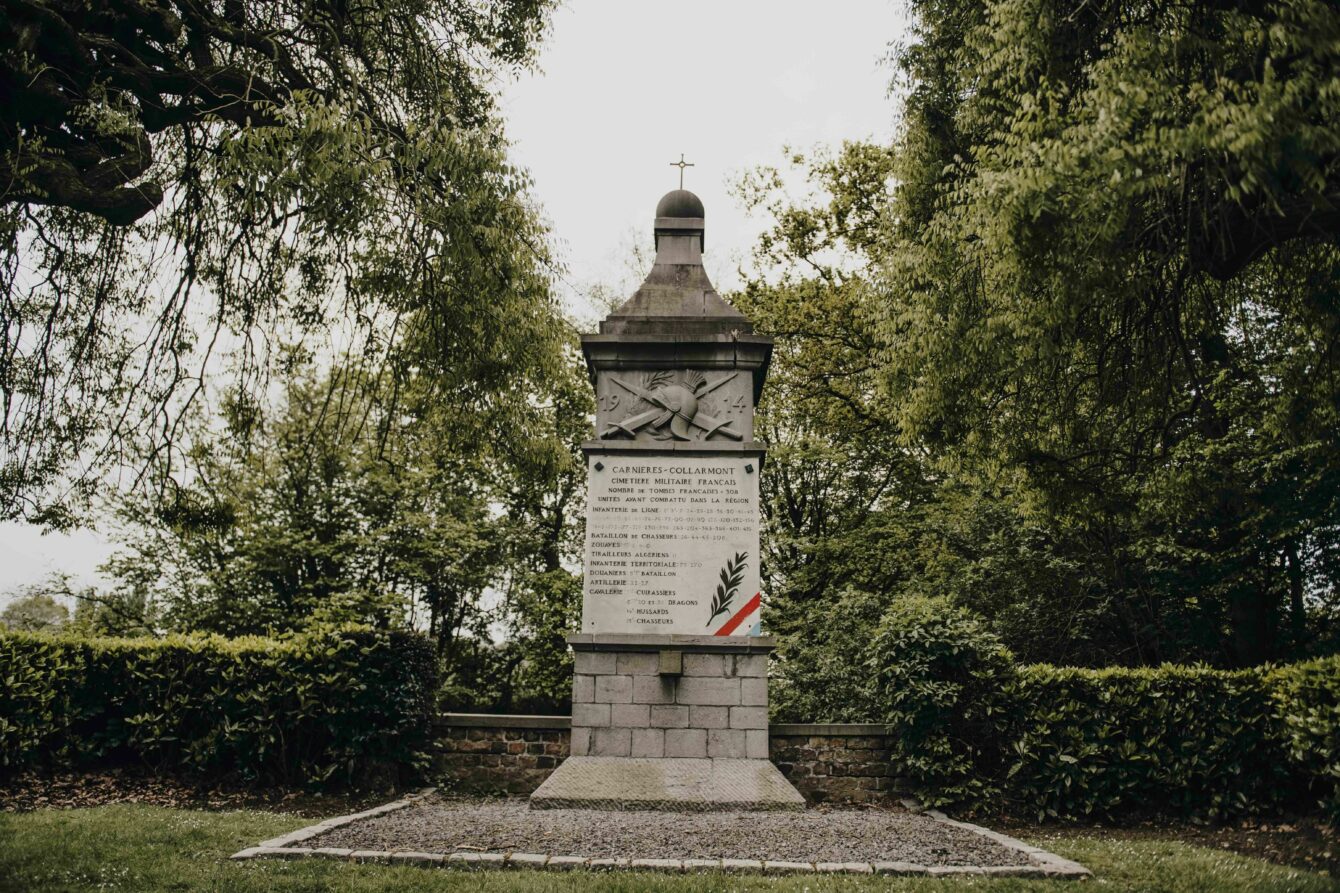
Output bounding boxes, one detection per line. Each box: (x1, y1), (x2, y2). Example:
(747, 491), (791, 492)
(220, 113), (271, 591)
(433, 715), (904, 804)
(569, 642), (771, 761)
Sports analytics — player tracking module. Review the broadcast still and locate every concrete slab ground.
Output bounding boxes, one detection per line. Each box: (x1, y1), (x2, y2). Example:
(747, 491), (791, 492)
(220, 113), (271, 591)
(528, 756), (806, 811)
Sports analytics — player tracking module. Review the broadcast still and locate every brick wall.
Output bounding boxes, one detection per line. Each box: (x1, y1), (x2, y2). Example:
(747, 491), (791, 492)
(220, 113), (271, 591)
(431, 715), (569, 795)
(768, 724), (902, 804)
(431, 715), (900, 804)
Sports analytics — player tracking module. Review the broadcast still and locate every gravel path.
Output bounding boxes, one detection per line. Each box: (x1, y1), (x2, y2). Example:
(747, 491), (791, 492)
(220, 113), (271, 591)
(308, 794), (1033, 866)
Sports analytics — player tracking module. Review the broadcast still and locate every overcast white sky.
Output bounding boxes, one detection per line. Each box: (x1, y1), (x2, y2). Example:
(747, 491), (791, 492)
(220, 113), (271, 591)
(509, 0), (909, 316)
(0, 0), (910, 599)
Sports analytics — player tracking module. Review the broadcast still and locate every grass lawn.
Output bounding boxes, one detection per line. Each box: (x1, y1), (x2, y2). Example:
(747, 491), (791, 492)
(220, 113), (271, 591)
(0, 805), (1335, 892)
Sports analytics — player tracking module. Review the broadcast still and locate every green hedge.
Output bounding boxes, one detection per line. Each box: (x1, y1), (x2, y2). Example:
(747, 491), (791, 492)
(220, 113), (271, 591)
(1003, 659), (1340, 821)
(1008, 664), (1293, 820)
(1268, 655), (1340, 820)
(775, 595), (1340, 820)
(0, 626), (437, 787)
(869, 596), (1016, 805)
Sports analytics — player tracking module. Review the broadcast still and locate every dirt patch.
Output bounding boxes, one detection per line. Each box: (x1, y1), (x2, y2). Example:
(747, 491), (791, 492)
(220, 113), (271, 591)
(0, 769), (398, 817)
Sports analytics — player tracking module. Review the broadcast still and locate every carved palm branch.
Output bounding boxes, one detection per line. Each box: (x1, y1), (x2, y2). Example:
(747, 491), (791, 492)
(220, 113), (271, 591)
(643, 370), (674, 393)
(707, 551), (748, 626)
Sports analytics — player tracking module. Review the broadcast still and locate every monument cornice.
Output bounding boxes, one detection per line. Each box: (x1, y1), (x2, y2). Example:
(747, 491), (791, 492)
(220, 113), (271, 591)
(567, 633), (776, 654)
(581, 440), (767, 454)
(580, 334), (772, 401)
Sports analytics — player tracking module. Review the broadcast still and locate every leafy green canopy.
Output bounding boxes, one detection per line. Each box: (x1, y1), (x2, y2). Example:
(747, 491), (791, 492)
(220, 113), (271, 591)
(741, 0), (1340, 666)
(732, 144), (926, 637)
(872, 0), (1340, 664)
(1, 0), (565, 527)
(90, 343), (589, 711)
(885, 0), (1340, 465)
(0, 593), (68, 633)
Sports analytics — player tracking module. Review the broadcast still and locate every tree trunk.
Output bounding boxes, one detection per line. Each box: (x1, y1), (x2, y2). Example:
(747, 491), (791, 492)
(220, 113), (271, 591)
(1226, 572), (1277, 667)
(1286, 540), (1306, 644)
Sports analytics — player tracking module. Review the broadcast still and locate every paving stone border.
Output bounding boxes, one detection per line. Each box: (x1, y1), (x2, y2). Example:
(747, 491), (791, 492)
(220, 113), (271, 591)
(900, 798), (1092, 879)
(247, 787), (440, 850)
(230, 788), (1091, 879)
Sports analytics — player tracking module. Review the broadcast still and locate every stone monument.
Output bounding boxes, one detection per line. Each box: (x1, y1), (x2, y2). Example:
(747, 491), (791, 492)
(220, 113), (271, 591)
(530, 186), (805, 810)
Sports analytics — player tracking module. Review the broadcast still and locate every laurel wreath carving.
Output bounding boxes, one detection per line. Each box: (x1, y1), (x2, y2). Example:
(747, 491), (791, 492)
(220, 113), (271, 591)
(707, 551), (748, 626)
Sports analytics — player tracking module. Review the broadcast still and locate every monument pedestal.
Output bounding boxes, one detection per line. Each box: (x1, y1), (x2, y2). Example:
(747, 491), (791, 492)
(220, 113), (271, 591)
(529, 187), (803, 811)
(530, 634), (803, 811)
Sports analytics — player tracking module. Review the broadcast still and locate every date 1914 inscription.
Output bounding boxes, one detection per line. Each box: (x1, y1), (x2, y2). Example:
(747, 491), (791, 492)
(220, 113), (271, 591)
(595, 369), (753, 444)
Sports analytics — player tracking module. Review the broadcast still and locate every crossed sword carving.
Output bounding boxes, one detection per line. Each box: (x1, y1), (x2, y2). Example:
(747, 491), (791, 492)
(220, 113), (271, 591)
(601, 372), (744, 441)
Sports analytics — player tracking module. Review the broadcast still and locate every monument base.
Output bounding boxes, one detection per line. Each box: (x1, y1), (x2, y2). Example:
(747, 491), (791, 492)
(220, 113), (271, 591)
(530, 756), (805, 811)
(567, 634), (774, 761)
(527, 633), (806, 811)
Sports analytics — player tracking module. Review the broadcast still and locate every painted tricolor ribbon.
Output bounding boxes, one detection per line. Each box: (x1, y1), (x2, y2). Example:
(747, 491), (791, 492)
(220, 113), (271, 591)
(712, 591), (762, 637)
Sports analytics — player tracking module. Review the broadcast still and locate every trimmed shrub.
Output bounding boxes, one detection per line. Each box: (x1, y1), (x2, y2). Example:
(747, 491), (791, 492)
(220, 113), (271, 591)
(848, 599), (1340, 820)
(870, 596), (1018, 806)
(1269, 654), (1340, 820)
(1007, 664), (1290, 820)
(0, 626), (437, 787)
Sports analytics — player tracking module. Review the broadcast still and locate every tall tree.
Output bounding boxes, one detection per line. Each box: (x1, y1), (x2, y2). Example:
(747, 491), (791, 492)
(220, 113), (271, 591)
(735, 147), (1123, 667)
(103, 359), (502, 639)
(732, 144), (928, 637)
(876, 0), (1340, 664)
(0, 591), (68, 632)
(1, 0), (564, 526)
(99, 343), (590, 707)
(483, 342), (590, 711)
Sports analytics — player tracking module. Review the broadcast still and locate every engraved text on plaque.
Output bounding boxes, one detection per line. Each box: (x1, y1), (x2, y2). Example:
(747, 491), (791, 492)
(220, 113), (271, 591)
(583, 454), (762, 635)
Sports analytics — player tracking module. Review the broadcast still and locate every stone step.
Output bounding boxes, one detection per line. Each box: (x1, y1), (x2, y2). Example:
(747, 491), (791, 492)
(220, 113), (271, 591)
(529, 756), (806, 812)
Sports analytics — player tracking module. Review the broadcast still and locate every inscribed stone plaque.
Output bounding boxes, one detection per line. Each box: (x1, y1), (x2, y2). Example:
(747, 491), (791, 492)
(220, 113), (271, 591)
(583, 454), (762, 635)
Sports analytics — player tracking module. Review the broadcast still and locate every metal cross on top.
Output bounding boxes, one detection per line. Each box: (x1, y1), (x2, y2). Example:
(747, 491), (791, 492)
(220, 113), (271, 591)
(670, 153), (694, 189)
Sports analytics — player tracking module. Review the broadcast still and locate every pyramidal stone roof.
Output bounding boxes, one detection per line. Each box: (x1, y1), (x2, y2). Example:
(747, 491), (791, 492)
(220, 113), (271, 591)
(599, 190), (752, 337)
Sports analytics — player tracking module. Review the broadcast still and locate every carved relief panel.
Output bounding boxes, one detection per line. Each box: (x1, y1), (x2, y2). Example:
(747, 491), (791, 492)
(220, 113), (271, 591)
(594, 369), (755, 443)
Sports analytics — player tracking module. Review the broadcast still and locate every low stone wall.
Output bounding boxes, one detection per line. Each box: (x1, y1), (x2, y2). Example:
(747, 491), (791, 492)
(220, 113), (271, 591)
(431, 714), (570, 796)
(432, 714), (900, 804)
(768, 723), (900, 804)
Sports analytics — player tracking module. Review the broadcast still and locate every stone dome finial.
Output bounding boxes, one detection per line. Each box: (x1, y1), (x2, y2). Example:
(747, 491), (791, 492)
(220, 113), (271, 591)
(654, 190), (705, 252)
(655, 189), (705, 219)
